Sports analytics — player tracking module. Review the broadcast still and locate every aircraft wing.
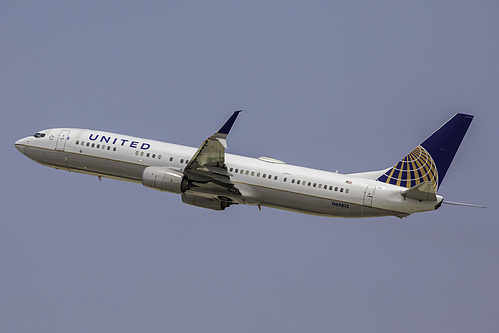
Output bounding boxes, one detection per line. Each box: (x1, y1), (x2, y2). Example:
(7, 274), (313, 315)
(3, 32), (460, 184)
(183, 111), (242, 197)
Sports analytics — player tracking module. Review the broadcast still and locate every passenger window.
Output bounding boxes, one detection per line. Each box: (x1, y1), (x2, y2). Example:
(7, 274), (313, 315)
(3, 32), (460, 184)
(313, 183), (316, 187)
(186, 160), (189, 164)
(318, 184), (322, 188)
(102, 145), (105, 149)
(135, 151), (139, 155)
(257, 173), (260, 177)
(230, 168), (233, 172)
(297, 180), (300, 184)
(147, 153), (150, 157)
(170, 157), (173, 161)
(283, 177), (287, 182)
(152, 154), (156, 158)
(113, 147), (117, 151)
(291, 179), (295, 183)
(107, 146), (111, 150)
(180, 159), (184, 163)
(158, 155), (162, 159)
(335, 187), (338, 191)
(76, 140), (79, 145)
(262, 174), (266, 178)
(251, 171), (255, 176)
(274, 176), (278, 180)
(141, 152), (144, 156)
(235, 169), (239, 173)
(345, 189), (349, 193)
(340, 188), (344, 193)
(329, 186), (333, 190)
(86, 142), (90, 147)
(240, 170), (244, 174)
(245, 171), (249, 175)
(81, 141), (85, 146)
(268, 175), (272, 179)
(307, 182), (311, 186)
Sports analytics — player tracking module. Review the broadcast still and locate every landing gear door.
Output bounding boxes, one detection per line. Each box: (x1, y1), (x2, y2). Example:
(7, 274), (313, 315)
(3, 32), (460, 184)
(56, 130), (70, 151)
(363, 185), (376, 206)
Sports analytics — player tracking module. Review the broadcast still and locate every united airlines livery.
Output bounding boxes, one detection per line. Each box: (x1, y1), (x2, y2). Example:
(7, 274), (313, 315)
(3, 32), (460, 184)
(15, 112), (482, 218)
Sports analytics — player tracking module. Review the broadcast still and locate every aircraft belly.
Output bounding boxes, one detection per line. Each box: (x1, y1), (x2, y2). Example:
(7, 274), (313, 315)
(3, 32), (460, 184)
(252, 186), (396, 218)
(24, 146), (67, 169)
(66, 152), (144, 181)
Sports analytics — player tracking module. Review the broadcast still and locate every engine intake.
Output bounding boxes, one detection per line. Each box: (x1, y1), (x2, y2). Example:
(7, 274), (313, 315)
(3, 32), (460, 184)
(142, 167), (188, 194)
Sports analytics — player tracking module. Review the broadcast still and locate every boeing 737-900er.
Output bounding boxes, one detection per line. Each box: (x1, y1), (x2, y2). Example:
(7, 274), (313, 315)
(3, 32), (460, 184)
(15, 112), (481, 218)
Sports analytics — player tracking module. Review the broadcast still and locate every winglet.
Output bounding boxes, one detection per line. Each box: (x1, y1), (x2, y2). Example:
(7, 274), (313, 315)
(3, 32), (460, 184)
(211, 111), (242, 149)
(216, 110), (242, 136)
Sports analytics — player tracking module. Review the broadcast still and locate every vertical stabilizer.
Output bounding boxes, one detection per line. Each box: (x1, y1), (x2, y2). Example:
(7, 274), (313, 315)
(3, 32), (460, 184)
(377, 113), (473, 190)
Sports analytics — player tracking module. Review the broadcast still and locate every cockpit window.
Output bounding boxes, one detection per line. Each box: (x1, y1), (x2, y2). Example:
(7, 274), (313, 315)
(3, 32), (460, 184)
(33, 133), (46, 138)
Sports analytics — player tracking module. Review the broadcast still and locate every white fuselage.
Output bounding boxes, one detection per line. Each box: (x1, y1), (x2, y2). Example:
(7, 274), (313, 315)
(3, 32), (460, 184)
(15, 128), (443, 218)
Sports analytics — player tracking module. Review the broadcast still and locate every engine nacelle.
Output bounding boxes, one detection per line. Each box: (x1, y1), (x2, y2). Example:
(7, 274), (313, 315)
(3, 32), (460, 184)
(142, 167), (188, 194)
(181, 194), (230, 211)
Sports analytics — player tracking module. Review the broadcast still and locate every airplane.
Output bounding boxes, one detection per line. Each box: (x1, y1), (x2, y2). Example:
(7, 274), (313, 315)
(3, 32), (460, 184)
(14, 112), (482, 218)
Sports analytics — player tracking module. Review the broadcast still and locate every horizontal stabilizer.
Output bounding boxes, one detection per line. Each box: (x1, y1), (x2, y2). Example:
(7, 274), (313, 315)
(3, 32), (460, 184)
(348, 167), (391, 180)
(402, 181), (437, 201)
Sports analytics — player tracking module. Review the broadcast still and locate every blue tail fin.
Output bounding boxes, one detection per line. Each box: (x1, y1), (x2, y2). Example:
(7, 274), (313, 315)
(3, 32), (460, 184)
(377, 113), (473, 190)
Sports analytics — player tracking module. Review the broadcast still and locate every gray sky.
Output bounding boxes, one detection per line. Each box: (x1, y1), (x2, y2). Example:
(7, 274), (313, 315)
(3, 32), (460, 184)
(2, 1), (498, 332)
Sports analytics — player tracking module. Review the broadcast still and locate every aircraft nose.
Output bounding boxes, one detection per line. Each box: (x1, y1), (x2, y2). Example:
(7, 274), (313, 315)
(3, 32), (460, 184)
(15, 138), (26, 154)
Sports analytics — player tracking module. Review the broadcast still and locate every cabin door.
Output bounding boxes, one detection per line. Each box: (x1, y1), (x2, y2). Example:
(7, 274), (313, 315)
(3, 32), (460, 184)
(56, 130), (70, 151)
(363, 185), (376, 206)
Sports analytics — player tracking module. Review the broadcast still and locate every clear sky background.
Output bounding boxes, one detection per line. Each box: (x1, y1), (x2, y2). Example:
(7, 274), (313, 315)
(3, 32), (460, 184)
(2, 1), (498, 332)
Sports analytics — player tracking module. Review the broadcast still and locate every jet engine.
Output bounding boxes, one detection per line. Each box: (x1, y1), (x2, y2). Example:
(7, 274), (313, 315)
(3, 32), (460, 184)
(181, 193), (231, 211)
(142, 166), (189, 194)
